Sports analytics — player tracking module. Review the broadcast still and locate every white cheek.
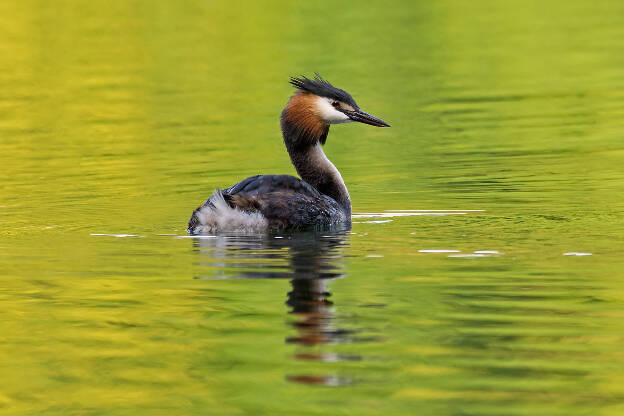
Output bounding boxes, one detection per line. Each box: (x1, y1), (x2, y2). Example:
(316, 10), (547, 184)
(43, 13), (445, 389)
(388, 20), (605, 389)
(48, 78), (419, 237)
(316, 96), (352, 124)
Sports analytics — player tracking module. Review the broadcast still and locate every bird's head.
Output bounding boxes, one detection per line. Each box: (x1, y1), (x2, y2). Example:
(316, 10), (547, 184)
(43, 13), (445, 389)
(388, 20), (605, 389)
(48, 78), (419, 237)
(282, 74), (390, 146)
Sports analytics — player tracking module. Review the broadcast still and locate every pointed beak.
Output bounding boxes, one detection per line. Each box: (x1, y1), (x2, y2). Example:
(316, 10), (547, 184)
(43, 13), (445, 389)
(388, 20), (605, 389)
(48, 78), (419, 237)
(346, 109), (390, 127)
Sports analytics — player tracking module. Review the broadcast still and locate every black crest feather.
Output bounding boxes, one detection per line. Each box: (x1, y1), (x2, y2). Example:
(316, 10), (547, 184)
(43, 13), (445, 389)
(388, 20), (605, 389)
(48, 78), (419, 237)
(289, 73), (359, 109)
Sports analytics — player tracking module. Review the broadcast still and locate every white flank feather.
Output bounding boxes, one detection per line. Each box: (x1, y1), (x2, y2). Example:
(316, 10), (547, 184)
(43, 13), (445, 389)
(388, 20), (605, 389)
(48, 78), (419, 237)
(192, 190), (268, 233)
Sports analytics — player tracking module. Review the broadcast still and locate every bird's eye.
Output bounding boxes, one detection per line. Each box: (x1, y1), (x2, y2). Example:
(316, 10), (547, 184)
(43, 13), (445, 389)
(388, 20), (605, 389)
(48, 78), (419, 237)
(331, 101), (340, 108)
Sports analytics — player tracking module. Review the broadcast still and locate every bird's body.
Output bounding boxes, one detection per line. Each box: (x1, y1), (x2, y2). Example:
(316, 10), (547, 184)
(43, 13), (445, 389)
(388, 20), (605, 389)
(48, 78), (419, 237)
(188, 75), (389, 233)
(188, 174), (346, 232)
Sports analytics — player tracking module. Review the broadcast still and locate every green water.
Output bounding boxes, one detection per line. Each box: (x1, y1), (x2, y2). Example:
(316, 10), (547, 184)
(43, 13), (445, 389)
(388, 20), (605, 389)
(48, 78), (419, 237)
(2, 1), (624, 414)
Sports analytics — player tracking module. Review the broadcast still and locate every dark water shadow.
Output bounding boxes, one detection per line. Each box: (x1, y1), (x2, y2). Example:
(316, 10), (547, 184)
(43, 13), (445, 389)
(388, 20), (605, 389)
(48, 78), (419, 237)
(191, 224), (360, 386)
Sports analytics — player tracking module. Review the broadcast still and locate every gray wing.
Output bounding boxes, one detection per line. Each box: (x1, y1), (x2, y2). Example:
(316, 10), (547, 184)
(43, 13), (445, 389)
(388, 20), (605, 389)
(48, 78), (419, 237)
(190, 175), (346, 230)
(223, 175), (322, 199)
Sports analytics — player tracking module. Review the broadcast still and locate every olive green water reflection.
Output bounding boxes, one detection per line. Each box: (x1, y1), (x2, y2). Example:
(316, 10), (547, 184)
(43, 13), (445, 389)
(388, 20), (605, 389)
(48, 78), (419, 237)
(2, 0), (624, 415)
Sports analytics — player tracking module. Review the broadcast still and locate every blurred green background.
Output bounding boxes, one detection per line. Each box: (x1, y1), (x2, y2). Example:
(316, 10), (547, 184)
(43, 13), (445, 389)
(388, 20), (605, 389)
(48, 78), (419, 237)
(1, 1), (624, 415)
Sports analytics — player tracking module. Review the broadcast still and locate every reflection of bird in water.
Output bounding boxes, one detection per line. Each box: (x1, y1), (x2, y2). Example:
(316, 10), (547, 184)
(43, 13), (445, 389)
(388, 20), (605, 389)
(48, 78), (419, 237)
(286, 277), (358, 348)
(188, 74), (389, 233)
(193, 226), (347, 280)
(192, 225), (362, 385)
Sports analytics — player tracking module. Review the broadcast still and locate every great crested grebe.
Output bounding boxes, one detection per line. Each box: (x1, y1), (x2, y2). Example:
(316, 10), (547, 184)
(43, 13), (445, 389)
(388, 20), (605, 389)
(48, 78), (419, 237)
(188, 74), (389, 233)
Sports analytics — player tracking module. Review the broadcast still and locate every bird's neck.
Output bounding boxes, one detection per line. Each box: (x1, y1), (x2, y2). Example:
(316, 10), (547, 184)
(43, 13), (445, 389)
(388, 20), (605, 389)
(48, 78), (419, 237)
(281, 117), (351, 215)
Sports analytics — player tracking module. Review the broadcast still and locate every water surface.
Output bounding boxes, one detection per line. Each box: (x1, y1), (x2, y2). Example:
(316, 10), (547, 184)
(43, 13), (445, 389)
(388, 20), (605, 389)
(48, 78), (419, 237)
(2, 1), (624, 415)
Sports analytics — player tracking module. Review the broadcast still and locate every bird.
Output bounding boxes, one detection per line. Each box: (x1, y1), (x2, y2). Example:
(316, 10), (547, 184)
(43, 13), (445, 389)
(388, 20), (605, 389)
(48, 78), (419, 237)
(188, 74), (390, 233)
